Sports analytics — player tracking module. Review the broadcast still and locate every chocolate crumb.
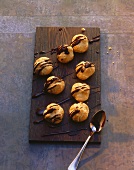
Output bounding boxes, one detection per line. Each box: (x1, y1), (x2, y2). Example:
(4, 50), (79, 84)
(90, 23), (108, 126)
(39, 51), (46, 54)
(34, 52), (39, 55)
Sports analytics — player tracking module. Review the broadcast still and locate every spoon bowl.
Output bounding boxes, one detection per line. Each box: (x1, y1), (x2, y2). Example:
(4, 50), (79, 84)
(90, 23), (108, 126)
(90, 110), (106, 133)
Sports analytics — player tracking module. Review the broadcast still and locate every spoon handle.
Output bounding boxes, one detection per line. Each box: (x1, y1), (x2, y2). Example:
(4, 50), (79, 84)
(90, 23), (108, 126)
(68, 134), (93, 170)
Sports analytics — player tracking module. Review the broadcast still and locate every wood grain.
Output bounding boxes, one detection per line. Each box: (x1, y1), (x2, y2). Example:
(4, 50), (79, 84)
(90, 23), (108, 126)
(29, 27), (101, 143)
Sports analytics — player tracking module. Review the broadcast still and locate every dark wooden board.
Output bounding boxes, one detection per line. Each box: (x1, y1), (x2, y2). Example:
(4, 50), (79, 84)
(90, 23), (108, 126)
(29, 27), (101, 143)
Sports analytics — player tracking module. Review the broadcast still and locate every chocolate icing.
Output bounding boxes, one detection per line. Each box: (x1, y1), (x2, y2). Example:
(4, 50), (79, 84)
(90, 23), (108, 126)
(57, 45), (69, 55)
(33, 77), (63, 98)
(44, 77), (59, 90)
(34, 58), (53, 75)
(76, 67), (83, 74)
(85, 62), (93, 68)
(50, 104), (58, 108)
(44, 77), (64, 92)
(44, 108), (56, 116)
(71, 84), (89, 95)
(71, 36), (85, 47)
(71, 88), (80, 95)
(70, 109), (80, 118)
(49, 114), (62, 123)
(47, 84), (57, 91)
(76, 62), (94, 74)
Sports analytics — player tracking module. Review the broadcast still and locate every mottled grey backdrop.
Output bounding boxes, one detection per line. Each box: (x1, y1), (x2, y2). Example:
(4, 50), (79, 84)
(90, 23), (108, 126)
(0, 1), (134, 170)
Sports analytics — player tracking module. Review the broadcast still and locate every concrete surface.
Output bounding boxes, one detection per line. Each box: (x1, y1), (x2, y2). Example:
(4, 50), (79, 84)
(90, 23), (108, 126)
(0, 1), (134, 170)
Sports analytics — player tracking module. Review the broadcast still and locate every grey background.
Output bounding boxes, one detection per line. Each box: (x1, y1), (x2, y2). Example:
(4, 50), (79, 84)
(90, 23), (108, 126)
(0, 1), (134, 170)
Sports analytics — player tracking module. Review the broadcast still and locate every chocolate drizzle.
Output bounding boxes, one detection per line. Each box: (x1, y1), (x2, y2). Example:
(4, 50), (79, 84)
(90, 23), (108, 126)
(76, 61), (94, 74)
(32, 77), (60, 98)
(57, 97), (71, 105)
(50, 114), (62, 124)
(44, 105), (62, 124)
(34, 58), (53, 75)
(70, 109), (80, 118)
(57, 45), (69, 55)
(44, 77), (58, 89)
(50, 104), (58, 108)
(44, 77), (62, 91)
(85, 62), (94, 68)
(76, 67), (83, 74)
(36, 108), (45, 116)
(34, 48), (57, 56)
(39, 51), (46, 54)
(71, 84), (89, 95)
(71, 88), (80, 95)
(71, 36), (85, 47)
(33, 119), (44, 124)
(89, 35), (100, 44)
(32, 91), (45, 98)
(41, 128), (87, 137)
(34, 34), (100, 57)
(32, 76), (64, 99)
(47, 84), (57, 91)
(34, 45), (70, 57)
(44, 108), (56, 116)
(34, 52), (39, 55)
(50, 48), (58, 55)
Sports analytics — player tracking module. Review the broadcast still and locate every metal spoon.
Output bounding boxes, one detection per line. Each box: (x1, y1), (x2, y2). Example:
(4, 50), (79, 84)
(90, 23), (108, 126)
(68, 110), (106, 170)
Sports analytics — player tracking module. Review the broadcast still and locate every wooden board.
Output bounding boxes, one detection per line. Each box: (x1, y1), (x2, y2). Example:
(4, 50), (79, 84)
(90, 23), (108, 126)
(29, 27), (101, 143)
